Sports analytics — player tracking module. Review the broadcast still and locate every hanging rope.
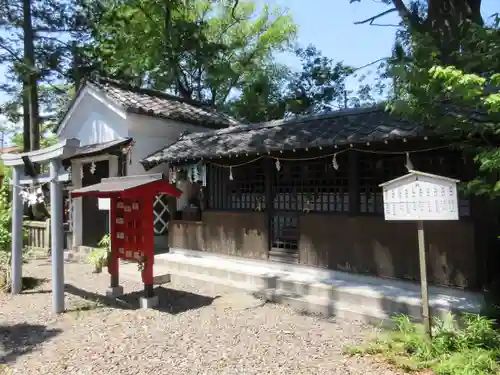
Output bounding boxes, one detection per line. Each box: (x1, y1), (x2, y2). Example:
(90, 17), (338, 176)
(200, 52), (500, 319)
(204, 144), (451, 168)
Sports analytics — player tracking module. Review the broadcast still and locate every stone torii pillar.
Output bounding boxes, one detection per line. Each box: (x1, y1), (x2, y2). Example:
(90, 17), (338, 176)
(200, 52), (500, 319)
(1, 139), (80, 314)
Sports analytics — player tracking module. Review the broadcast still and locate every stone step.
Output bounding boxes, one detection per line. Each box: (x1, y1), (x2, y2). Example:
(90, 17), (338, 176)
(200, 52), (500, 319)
(268, 290), (396, 326)
(155, 252), (482, 322)
(155, 254), (410, 322)
(276, 277), (481, 318)
(158, 256), (278, 292)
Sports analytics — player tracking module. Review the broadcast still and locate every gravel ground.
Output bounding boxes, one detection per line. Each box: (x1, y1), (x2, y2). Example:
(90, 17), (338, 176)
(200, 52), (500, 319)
(0, 259), (404, 375)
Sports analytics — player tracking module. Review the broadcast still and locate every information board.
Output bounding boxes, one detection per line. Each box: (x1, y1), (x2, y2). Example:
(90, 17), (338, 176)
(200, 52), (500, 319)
(380, 172), (459, 221)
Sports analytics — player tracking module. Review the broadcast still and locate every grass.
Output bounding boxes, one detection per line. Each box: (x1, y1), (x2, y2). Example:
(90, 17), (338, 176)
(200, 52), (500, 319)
(344, 314), (500, 375)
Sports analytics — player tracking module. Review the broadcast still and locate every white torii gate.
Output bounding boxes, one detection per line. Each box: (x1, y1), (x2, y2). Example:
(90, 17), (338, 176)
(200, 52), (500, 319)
(1, 139), (80, 313)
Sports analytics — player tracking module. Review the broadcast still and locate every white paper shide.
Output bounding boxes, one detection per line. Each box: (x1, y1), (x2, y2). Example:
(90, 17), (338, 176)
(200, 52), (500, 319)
(379, 171), (459, 221)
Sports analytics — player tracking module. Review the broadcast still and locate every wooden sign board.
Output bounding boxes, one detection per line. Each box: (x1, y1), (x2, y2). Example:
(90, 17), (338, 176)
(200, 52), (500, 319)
(379, 170), (459, 221)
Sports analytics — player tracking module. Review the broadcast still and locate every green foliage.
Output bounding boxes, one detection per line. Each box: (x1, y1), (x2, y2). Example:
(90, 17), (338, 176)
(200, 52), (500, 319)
(84, 0), (297, 105)
(0, 176), (28, 292)
(3, 118), (58, 151)
(0, 0), (90, 126)
(0, 178), (13, 252)
(345, 313), (500, 375)
(386, 15), (500, 198)
(285, 45), (354, 115)
(227, 45), (357, 122)
(87, 234), (110, 268)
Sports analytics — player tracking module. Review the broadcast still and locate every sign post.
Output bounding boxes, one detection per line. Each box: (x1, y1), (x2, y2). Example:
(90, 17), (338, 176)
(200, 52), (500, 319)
(379, 170), (460, 340)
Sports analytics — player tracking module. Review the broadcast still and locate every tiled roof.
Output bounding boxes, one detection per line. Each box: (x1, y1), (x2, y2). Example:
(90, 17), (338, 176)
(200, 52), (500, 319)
(87, 78), (240, 129)
(71, 173), (182, 199)
(141, 106), (426, 169)
(66, 138), (133, 160)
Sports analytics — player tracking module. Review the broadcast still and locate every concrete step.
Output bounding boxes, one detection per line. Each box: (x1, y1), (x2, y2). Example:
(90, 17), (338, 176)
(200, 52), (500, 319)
(276, 276), (481, 319)
(155, 252), (483, 323)
(269, 290), (393, 326)
(158, 255), (278, 292)
(155, 254), (415, 322)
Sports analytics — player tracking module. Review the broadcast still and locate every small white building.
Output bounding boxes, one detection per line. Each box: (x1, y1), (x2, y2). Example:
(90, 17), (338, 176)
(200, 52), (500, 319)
(56, 77), (239, 251)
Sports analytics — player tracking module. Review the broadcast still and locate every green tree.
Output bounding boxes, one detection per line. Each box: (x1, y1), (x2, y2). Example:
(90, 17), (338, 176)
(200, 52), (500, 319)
(83, 0), (297, 105)
(350, 0), (484, 64)
(285, 45), (354, 115)
(351, 2), (499, 197)
(227, 45), (355, 122)
(225, 62), (290, 123)
(0, 0), (90, 150)
(389, 18), (500, 197)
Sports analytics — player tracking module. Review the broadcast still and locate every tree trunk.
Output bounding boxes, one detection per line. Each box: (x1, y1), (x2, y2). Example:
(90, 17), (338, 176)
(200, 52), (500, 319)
(71, 41), (81, 90)
(425, 0), (483, 63)
(22, 88), (30, 152)
(23, 0), (40, 153)
(393, 0), (483, 63)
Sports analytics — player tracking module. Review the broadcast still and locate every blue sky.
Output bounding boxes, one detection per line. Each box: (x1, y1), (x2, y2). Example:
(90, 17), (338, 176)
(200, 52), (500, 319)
(0, 0), (498, 105)
(272, 0), (498, 92)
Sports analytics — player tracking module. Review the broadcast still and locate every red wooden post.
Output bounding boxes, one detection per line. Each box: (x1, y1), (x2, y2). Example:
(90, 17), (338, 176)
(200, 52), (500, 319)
(141, 197), (155, 297)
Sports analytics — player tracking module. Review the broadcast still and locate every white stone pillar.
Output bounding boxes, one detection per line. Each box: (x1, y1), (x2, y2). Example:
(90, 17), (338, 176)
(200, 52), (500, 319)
(10, 166), (23, 294)
(50, 159), (65, 313)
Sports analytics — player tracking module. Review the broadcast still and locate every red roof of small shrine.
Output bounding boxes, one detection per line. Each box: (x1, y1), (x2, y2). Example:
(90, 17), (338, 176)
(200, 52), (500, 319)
(71, 173), (181, 199)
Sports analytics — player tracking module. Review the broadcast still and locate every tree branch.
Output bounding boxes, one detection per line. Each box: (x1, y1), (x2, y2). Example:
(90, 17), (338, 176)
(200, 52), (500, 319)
(351, 57), (388, 73)
(354, 8), (397, 25)
(391, 0), (425, 33)
(368, 23), (401, 27)
(231, 0), (241, 21)
(0, 42), (22, 63)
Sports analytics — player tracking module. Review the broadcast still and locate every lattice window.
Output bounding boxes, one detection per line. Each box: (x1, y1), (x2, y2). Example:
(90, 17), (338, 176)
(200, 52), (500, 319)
(273, 155), (349, 213)
(207, 159), (266, 210)
(270, 213), (299, 263)
(413, 150), (471, 217)
(272, 215), (298, 247)
(359, 153), (406, 214)
(153, 194), (170, 235)
(358, 150), (471, 216)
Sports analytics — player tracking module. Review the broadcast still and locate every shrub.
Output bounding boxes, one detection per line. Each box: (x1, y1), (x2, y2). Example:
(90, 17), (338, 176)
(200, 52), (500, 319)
(87, 234), (110, 271)
(0, 177), (30, 292)
(345, 313), (500, 375)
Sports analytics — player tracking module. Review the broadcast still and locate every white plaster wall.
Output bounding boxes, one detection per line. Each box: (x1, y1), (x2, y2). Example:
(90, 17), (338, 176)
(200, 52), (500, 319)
(58, 89), (217, 175)
(58, 91), (128, 146)
(126, 114), (213, 176)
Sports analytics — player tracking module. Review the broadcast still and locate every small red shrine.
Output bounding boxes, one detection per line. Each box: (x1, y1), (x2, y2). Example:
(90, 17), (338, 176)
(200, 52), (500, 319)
(71, 173), (182, 306)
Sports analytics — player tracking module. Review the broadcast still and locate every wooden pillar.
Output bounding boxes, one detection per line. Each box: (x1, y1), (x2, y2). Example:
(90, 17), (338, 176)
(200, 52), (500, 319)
(348, 150), (360, 215)
(264, 158), (274, 256)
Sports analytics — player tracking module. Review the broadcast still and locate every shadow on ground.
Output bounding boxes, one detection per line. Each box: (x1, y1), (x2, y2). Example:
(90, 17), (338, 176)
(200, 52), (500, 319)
(22, 277), (46, 291)
(0, 323), (62, 365)
(2, 277), (47, 294)
(64, 284), (220, 314)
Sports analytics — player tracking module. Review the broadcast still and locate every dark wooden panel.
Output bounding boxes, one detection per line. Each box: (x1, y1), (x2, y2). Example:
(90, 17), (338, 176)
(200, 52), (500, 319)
(82, 160), (109, 247)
